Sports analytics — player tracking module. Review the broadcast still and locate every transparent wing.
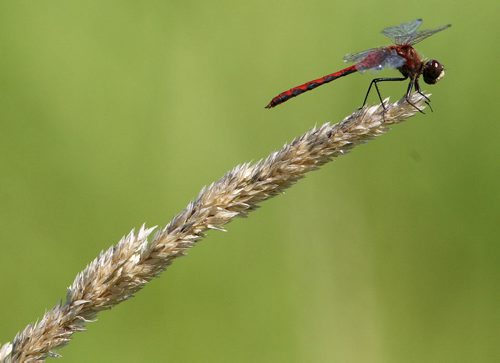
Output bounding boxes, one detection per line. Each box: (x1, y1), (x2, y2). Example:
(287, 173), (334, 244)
(408, 24), (452, 45)
(378, 51), (406, 70)
(344, 47), (406, 72)
(343, 48), (380, 63)
(382, 19), (423, 44)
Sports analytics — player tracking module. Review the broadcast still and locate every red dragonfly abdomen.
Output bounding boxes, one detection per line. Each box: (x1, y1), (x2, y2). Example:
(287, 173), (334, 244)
(265, 65), (357, 108)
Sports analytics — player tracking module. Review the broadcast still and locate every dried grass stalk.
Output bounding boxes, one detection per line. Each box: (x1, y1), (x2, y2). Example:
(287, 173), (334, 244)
(0, 94), (429, 362)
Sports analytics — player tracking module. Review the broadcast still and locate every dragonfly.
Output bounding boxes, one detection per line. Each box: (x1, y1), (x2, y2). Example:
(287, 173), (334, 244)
(265, 19), (451, 112)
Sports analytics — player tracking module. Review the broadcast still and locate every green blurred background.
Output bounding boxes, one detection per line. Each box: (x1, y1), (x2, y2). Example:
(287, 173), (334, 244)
(0, 1), (498, 362)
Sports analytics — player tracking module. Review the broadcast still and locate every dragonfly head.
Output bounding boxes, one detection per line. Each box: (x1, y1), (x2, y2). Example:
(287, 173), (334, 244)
(422, 60), (445, 84)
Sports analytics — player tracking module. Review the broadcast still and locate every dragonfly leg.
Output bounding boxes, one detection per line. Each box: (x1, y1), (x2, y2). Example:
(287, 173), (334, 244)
(362, 77), (408, 110)
(405, 80), (425, 114)
(415, 79), (433, 112)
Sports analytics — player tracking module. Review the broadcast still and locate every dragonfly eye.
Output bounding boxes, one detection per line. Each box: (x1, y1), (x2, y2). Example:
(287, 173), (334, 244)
(423, 60), (445, 84)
